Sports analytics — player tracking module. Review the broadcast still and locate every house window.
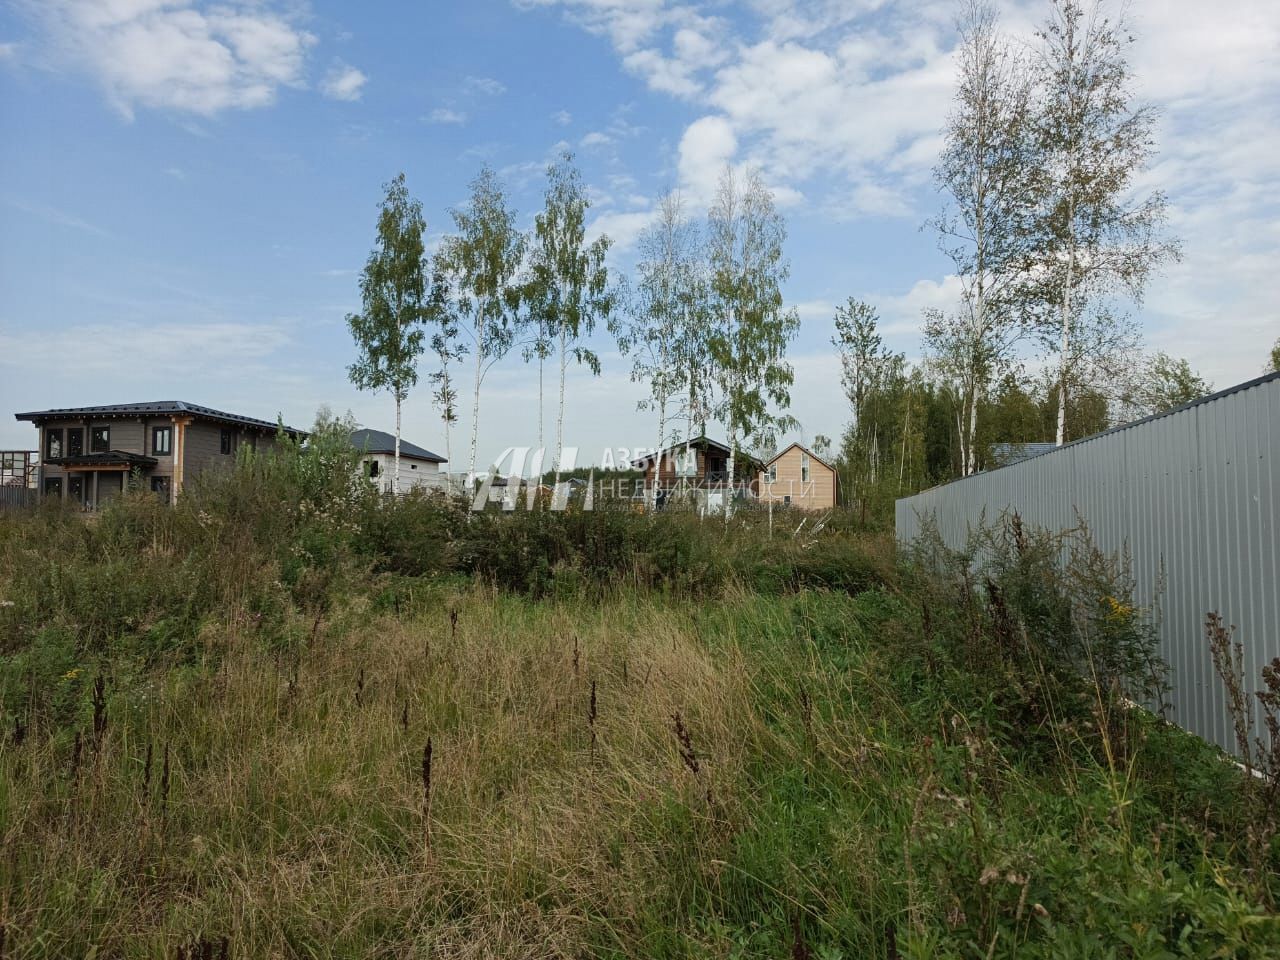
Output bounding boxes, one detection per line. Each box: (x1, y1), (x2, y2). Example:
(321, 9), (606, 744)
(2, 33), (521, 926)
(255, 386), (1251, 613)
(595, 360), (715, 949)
(767, 464), (777, 483)
(220, 429), (233, 455)
(801, 453), (810, 483)
(67, 428), (84, 457)
(44, 428), (63, 460)
(43, 476), (62, 496)
(91, 426), (110, 453)
(150, 476), (171, 500)
(410, 463), (417, 470)
(783, 495), (791, 505)
(367, 460), (380, 478)
(153, 426), (172, 456)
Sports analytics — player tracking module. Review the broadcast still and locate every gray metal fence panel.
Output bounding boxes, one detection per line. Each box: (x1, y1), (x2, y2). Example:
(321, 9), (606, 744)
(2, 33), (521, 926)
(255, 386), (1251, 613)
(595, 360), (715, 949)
(896, 372), (1280, 753)
(0, 488), (37, 510)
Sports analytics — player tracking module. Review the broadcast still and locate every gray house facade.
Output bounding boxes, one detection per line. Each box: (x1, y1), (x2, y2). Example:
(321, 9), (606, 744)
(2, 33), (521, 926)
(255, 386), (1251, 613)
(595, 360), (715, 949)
(15, 401), (303, 508)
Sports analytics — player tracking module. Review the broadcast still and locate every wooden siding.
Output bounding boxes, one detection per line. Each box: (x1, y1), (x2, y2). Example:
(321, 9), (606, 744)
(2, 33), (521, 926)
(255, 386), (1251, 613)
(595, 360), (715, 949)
(31, 414), (286, 504)
(758, 445), (836, 510)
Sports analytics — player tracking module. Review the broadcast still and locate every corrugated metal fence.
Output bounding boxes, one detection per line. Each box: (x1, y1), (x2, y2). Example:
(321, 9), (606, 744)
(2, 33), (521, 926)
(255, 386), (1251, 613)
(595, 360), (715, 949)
(0, 487), (37, 510)
(896, 371), (1280, 753)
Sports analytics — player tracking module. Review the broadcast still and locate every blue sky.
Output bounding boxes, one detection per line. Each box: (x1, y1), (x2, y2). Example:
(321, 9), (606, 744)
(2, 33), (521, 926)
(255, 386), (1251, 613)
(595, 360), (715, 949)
(1, 0), (1277, 465)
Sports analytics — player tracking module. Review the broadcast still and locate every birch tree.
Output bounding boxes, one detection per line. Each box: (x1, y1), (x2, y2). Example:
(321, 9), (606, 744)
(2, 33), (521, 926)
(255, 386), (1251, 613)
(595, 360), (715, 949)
(706, 166), (799, 505)
(832, 299), (904, 488)
(1031, 0), (1178, 444)
(346, 172), (428, 494)
(438, 167), (525, 481)
(930, 0), (1039, 475)
(526, 152), (614, 484)
(425, 262), (465, 474)
(610, 190), (705, 477)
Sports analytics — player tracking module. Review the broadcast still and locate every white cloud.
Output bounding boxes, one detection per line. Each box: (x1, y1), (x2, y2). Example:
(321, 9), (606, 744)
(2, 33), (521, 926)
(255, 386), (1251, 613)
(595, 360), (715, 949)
(0, 320), (293, 374)
(463, 74), (506, 96)
(429, 107), (467, 125)
(34, 0), (317, 117)
(322, 62), (367, 101)
(588, 207), (655, 254)
(677, 115), (737, 202)
(551, 108), (572, 125)
(515, 0), (671, 54)
(528, 0), (1280, 391)
(579, 130), (612, 148)
(2, 197), (111, 237)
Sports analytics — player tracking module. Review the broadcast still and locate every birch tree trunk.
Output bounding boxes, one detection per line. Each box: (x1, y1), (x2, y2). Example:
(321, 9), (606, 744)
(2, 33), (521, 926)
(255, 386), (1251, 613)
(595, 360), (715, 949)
(653, 398), (667, 511)
(1055, 239), (1076, 446)
(394, 394), (402, 495)
(469, 306), (485, 480)
(555, 324), (567, 487)
(442, 363), (453, 483)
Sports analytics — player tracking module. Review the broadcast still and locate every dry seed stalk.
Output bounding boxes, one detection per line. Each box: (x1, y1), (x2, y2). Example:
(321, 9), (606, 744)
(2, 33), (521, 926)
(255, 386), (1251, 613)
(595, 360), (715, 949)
(422, 737), (433, 839)
(588, 679), (598, 764)
(672, 711), (699, 775)
(160, 743), (171, 814)
(91, 674), (107, 748)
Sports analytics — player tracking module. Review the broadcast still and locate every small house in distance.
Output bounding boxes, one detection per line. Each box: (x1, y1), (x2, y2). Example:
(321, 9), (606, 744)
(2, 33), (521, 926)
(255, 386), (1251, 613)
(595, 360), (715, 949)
(758, 442), (837, 511)
(351, 429), (449, 494)
(631, 435), (762, 512)
(15, 401), (303, 508)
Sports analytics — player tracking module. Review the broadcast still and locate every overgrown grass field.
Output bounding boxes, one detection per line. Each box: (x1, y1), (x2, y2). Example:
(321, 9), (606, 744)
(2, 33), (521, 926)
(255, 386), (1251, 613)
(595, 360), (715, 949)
(2, 429), (1278, 957)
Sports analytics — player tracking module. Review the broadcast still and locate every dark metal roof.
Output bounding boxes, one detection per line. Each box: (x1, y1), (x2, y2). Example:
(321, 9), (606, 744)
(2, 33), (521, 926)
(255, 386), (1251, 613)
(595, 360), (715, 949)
(631, 435), (764, 470)
(48, 451), (158, 468)
(350, 429), (446, 462)
(14, 401), (304, 436)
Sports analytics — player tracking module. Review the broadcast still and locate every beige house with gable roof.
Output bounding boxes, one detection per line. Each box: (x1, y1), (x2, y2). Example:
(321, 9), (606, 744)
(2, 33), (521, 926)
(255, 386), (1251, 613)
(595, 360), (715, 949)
(758, 442), (837, 511)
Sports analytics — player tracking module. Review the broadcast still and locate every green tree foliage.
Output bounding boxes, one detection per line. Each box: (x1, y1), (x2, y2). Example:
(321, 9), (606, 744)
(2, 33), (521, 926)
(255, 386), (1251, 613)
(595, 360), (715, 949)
(1121, 352), (1212, 417)
(346, 172), (429, 494)
(526, 152), (614, 481)
(424, 264), (465, 471)
(832, 300), (905, 496)
(611, 190), (707, 471)
(1268, 338), (1280, 374)
(706, 167), (799, 498)
(438, 167), (526, 479)
(1031, 0), (1178, 444)
(929, 0), (1039, 476)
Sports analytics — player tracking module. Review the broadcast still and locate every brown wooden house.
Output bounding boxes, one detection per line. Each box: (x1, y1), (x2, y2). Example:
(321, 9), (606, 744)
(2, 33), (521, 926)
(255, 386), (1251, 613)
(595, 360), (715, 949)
(15, 401), (304, 508)
(631, 435), (763, 509)
(758, 442), (838, 511)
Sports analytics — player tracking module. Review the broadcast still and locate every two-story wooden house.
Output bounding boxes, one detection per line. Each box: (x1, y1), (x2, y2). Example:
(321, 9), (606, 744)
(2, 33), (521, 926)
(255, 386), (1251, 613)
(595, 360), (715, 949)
(631, 435), (763, 510)
(15, 401), (304, 508)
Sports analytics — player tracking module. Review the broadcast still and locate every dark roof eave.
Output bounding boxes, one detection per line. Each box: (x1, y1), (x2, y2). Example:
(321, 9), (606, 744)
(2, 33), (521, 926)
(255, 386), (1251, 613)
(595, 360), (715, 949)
(48, 451), (159, 467)
(14, 401), (305, 436)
